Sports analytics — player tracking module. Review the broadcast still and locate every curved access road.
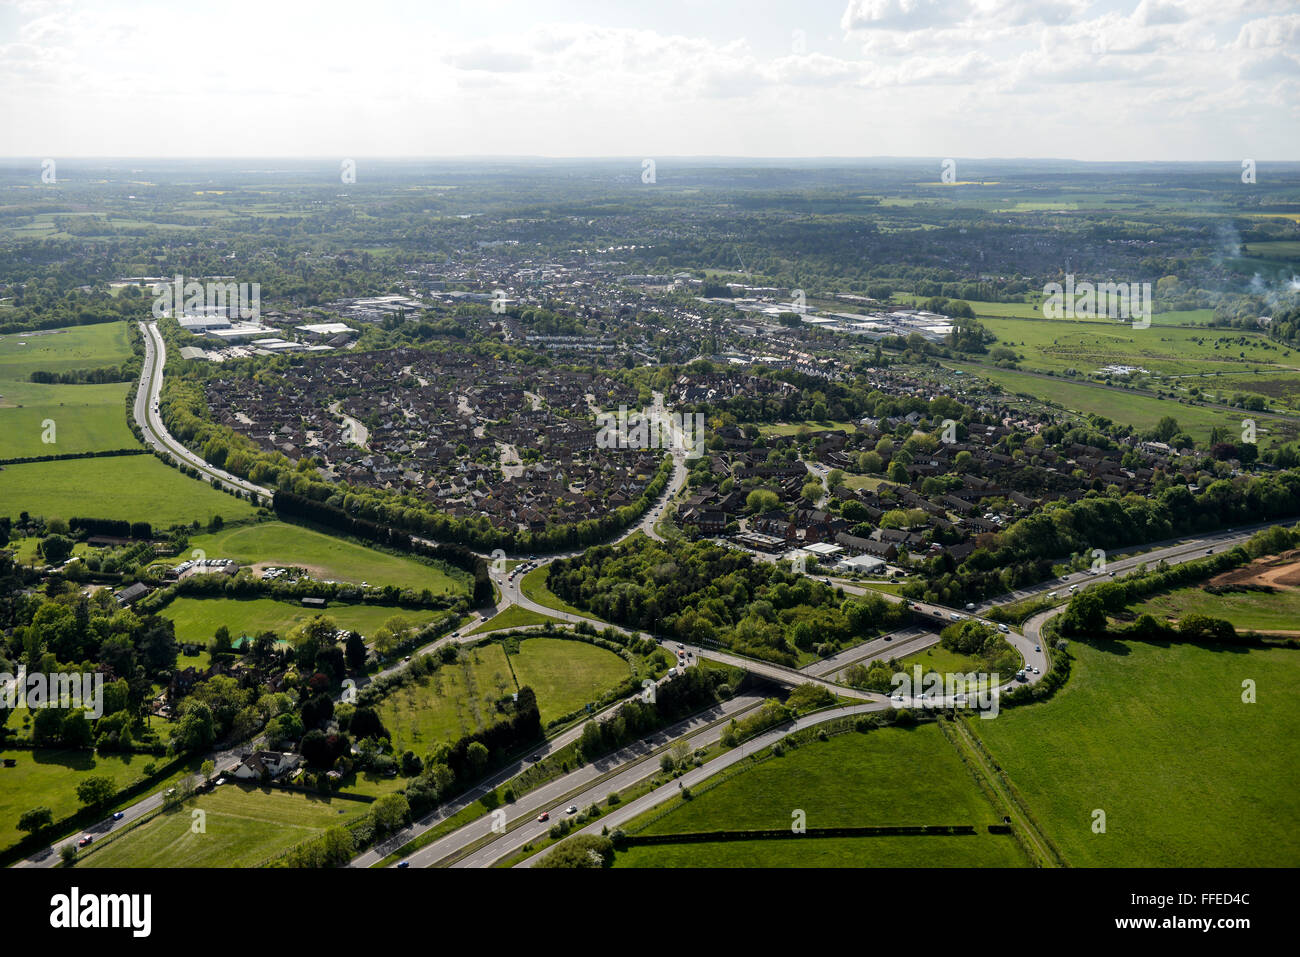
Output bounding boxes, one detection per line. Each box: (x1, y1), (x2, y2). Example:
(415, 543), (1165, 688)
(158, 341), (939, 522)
(134, 320), (272, 501)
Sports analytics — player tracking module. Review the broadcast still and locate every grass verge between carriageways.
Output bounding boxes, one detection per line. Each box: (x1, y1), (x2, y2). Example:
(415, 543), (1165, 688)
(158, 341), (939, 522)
(468, 605), (562, 634)
(519, 565), (599, 619)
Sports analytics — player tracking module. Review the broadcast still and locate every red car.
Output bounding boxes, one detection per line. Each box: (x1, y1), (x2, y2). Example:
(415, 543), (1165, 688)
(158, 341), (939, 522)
(537, 812), (549, 822)
(77, 835), (93, 848)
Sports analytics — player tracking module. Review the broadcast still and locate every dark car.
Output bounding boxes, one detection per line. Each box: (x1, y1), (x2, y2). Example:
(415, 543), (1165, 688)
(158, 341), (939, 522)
(112, 811), (124, 821)
(397, 861), (410, 869)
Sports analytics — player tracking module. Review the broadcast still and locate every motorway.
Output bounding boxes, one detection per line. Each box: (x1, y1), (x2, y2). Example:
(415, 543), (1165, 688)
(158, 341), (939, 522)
(134, 320), (272, 500)
(387, 519), (1280, 868)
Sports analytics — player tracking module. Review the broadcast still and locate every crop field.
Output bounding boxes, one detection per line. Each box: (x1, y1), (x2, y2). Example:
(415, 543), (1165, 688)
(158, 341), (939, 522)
(972, 637), (1300, 866)
(160, 596), (444, 645)
(0, 455), (258, 526)
(0, 322), (138, 457)
(179, 521), (469, 593)
(79, 786), (368, 868)
(507, 637), (630, 724)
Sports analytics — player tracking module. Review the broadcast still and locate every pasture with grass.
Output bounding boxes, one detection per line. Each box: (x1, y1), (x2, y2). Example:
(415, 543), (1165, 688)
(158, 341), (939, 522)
(0, 454), (258, 527)
(178, 521), (469, 593)
(972, 637), (1300, 867)
(78, 786), (368, 868)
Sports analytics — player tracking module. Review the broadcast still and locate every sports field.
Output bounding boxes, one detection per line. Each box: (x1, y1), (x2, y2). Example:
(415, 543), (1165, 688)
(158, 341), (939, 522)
(0, 454), (257, 526)
(180, 521), (469, 593)
(972, 637), (1300, 866)
(79, 786), (368, 868)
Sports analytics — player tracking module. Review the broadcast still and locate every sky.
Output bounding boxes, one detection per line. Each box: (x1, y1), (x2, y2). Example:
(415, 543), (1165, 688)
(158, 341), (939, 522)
(0, 0), (1296, 161)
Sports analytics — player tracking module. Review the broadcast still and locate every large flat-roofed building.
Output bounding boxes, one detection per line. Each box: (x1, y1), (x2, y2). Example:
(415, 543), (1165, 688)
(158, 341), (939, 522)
(207, 323), (276, 342)
(177, 313), (231, 333)
(296, 322), (355, 340)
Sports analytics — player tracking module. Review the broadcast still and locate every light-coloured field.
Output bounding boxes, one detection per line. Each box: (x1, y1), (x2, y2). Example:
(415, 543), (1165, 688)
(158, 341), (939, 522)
(79, 786), (367, 868)
(180, 522), (469, 593)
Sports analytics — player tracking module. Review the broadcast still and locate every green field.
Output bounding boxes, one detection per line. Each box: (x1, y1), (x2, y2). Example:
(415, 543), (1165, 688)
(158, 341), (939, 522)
(610, 723), (1020, 866)
(508, 637), (630, 724)
(161, 596), (444, 646)
(0, 323), (138, 457)
(0, 749), (159, 850)
(1131, 585), (1300, 633)
(972, 637), (1300, 866)
(79, 786), (367, 868)
(981, 317), (1295, 378)
(641, 724), (1004, 834)
(0, 455), (257, 526)
(375, 637), (629, 748)
(757, 420), (858, 436)
(952, 362), (1274, 444)
(894, 644), (988, 685)
(375, 643), (519, 751)
(0, 385), (137, 458)
(614, 832), (1025, 868)
(180, 521), (469, 593)
(468, 605), (562, 634)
